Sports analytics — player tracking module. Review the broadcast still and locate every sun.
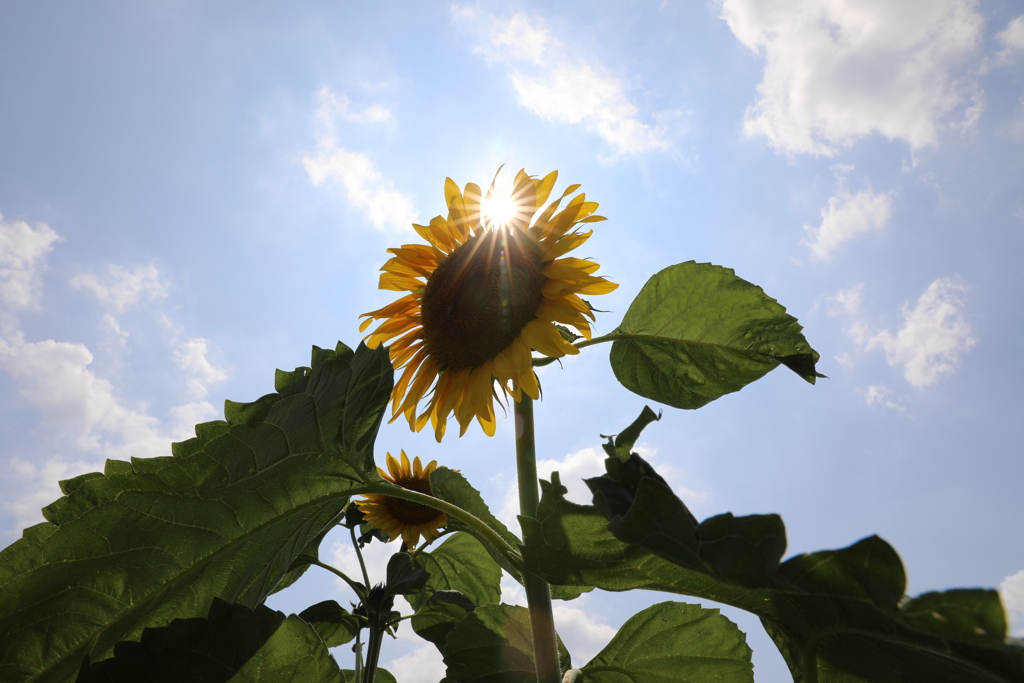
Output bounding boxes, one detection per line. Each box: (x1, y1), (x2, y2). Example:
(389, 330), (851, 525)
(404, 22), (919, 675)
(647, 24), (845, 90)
(481, 187), (521, 229)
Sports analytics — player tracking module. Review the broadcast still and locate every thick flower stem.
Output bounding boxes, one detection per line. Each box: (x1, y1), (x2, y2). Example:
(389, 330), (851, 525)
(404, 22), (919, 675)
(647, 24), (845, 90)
(514, 395), (562, 683)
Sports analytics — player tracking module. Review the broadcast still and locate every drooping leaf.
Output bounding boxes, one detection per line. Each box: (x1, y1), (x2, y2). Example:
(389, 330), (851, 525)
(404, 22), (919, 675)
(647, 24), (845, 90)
(299, 600), (361, 648)
(609, 261), (823, 409)
(441, 604), (571, 683)
(526, 410), (1024, 683)
(410, 532), (502, 611)
(75, 599), (343, 683)
(384, 552), (430, 598)
(430, 467), (523, 582)
(0, 342), (392, 683)
(578, 602), (752, 683)
(411, 591), (478, 649)
(408, 532), (503, 649)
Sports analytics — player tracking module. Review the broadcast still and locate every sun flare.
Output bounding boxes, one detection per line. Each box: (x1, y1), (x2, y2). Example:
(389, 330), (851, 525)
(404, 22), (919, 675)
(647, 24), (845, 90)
(481, 188), (520, 228)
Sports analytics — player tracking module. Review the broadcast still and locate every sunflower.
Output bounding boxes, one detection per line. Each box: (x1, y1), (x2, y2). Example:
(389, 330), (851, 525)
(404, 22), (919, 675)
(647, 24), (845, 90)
(360, 168), (618, 441)
(357, 451), (446, 549)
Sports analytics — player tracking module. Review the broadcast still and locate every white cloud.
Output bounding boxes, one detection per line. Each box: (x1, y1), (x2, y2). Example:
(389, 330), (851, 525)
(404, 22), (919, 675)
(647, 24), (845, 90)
(861, 384), (905, 412)
(304, 145), (417, 232)
(174, 337), (227, 399)
(455, 9), (677, 158)
(0, 332), (168, 460)
(303, 87), (415, 233)
(827, 284), (864, 317)
(803, 188), (892, 260)
(313, 86), (392, 126)
(719, 0), (984, 155)
(385, 645), (446, 683)
(100, 314), (129, 348)
(553, 600), (616, 666)
(995, 14), (1024, 65)
(0, 212), (62, 309)
(865, 277), (976, 388)
(1001, 569), (1024, 637)
(71, 263), (169, 312)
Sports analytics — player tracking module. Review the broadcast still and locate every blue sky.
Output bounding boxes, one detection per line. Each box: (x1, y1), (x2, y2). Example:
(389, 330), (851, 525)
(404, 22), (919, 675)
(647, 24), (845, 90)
(2, 1), (1023, 680)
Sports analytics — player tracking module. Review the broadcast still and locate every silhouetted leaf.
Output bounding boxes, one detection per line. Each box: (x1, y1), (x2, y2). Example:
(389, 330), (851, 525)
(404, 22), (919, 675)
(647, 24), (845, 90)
(527, 410), (1024, 683)
(76, 599), (343, 683)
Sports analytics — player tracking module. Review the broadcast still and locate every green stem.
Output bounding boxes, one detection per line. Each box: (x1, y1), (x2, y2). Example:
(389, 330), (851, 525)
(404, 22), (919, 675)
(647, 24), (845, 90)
(362, 623), (385, 683)
(532, 333), (623, 367)
(347, 484), (524, 574)
(515, 395), (562, 683)
(311, 558), (366, 599)
(351, 525), (372, 589)
(802, 640), (819, 683)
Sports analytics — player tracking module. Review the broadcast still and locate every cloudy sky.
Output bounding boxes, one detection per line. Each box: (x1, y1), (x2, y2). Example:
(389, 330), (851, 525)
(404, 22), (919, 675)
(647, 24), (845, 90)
(2, 1), (1022, 680)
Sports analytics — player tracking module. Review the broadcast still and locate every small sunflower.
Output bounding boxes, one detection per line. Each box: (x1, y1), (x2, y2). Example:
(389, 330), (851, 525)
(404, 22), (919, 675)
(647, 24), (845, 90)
(357, 451), (446, 549)
(360, 168), (618, 441)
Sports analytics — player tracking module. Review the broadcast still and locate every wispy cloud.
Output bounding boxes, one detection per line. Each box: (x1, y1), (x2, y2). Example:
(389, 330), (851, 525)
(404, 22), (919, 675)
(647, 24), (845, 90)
(175, 337), (227, 400)
(861, 385), (906, 412)
(303, 87), (416, 233)
(454, 8), (679, 159)
(995, 14), (1024, 65)
(719, 0), (984, 155)
(831, 278), (976, 388)
(71, 263), (169, 312)
(802, 173), (892, 261)
(0, 212), (62, 309)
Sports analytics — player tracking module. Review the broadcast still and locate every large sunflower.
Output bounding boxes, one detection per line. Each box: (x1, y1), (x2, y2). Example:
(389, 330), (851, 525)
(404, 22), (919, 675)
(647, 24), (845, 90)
(357, 451), (446, 549)
(360, 168), (617, 441)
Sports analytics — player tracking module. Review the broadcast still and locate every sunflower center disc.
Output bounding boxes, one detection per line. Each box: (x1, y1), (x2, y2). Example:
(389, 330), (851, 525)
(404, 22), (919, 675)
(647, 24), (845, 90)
(421, 229), (546, 370)
(385, 478), (442, 525)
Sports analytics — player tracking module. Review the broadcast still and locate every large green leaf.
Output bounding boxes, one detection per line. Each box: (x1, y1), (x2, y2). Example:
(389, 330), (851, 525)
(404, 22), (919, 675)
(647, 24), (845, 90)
(578, 602), (753, 683)
(75, 599), (343, 683)
(610, 262), (823, 409)
(410, 532), (502, 611)
(0, 343), (393, 683)
(441, 604), (571, 683)
(409, 532), (503, 649)
(524, 412), (1024, 683)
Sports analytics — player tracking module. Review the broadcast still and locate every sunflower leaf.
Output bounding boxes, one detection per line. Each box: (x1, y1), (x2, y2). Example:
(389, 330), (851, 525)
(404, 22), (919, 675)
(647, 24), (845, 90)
(298, 600), (361, 648)
(429, 468), (524, 582)
(0, 342), (392, 683)
(441, 604), (571, 683)
(578, 602), (753, 683)
(524, 416), (1024, 683)
(555, 324), (582, 342)
(410, 532), (502, 611)
(75, 599), (343, 683)
(408, 532), (503, 650)
(342, 669), (396, 683)
(609, 261), (824, 410)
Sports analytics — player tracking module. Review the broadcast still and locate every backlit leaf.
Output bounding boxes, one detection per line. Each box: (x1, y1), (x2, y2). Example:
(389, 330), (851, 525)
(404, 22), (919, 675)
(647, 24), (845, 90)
(0, 343), (392, 683)
(610, 262), (823, 409)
